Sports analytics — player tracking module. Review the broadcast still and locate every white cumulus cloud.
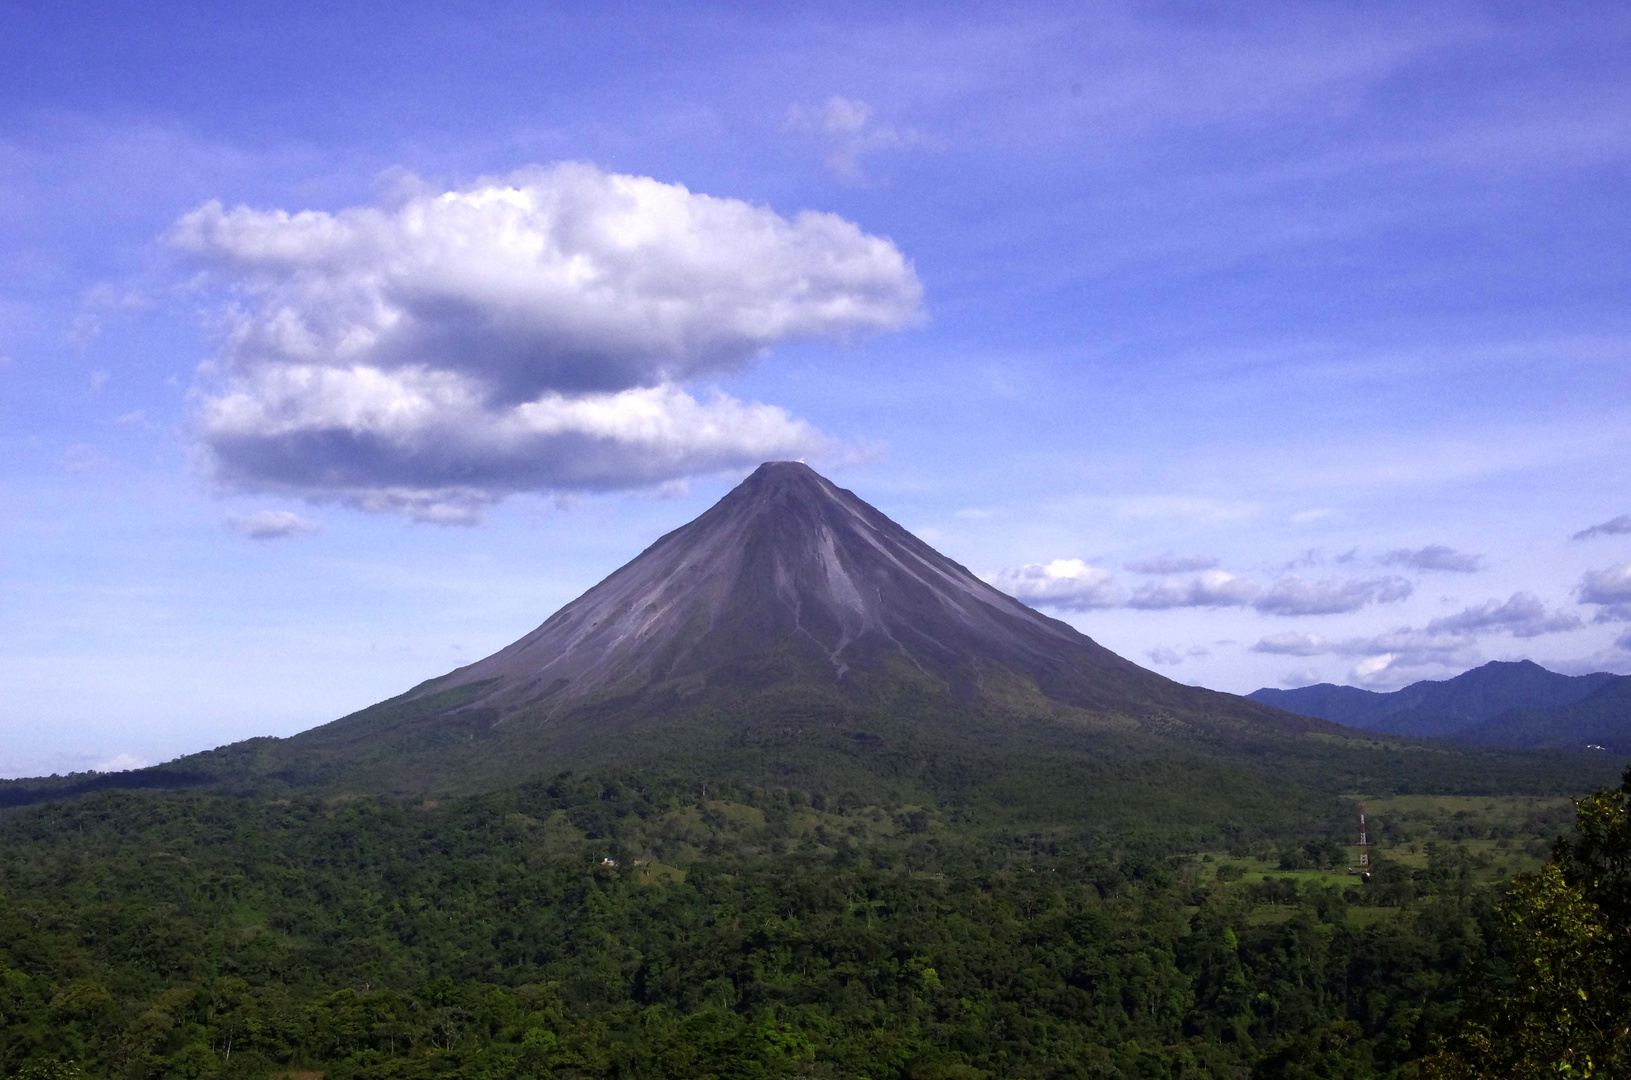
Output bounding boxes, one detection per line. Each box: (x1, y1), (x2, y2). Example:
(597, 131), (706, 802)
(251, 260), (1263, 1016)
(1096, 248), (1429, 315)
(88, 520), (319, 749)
(986, 558), (1122, 611)
(1349, 654), (1404, 686)
(1124, 553), (1220, 574)
(202, 378), (832, 523)
(173, 163), (923, 521)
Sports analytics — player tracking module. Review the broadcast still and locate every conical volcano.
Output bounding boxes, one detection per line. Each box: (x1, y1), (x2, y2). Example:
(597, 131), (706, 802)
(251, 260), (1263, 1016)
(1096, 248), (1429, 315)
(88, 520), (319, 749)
(430, 461), (1159, 715)
(192, 461), (1342, 798)
(8, 462), (1610, 815)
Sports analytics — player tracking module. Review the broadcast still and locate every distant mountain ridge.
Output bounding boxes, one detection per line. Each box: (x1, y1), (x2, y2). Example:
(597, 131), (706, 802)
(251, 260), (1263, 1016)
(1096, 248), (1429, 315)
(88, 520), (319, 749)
(1249, 660), (1631, 752)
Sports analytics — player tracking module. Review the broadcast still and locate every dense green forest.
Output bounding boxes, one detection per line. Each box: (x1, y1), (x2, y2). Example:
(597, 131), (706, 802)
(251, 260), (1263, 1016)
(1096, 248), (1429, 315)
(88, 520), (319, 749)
(2, 769), (1627, 1080)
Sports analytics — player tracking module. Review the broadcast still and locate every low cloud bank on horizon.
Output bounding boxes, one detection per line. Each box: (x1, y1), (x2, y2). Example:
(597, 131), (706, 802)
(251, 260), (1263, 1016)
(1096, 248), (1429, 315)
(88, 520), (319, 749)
(175, 163), (923, 522)
(1248, 590), (1587, 681)
(990, 560), (1414, 619)
(989, 550), (1631, 687)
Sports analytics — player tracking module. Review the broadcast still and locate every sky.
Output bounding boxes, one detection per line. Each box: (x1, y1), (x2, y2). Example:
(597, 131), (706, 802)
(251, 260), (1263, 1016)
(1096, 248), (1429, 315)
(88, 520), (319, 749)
(3, 1), (1630, 777)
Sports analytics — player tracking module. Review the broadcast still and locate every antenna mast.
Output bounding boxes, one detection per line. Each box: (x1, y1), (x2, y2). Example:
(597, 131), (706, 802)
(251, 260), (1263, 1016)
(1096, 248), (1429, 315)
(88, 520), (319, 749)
(1358, 803), (1371, 881)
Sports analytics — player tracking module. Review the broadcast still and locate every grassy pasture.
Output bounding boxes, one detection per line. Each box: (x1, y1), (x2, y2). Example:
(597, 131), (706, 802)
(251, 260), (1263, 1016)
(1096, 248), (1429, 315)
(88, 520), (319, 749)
(1173, 790), (1584, 923)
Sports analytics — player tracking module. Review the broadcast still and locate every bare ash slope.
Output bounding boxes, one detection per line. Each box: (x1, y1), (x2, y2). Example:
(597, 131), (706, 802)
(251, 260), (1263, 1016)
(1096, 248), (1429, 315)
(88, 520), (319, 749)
(417, 461), (1310, 729)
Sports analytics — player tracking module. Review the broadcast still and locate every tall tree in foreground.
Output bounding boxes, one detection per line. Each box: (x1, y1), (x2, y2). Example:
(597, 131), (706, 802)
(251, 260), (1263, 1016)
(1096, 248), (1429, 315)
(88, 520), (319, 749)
(1427, 768), (1631, 1078)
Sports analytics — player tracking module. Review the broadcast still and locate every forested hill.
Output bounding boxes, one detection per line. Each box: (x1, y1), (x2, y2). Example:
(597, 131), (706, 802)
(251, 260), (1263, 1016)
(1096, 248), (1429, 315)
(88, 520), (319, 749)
(1457, 674), (1631, 752)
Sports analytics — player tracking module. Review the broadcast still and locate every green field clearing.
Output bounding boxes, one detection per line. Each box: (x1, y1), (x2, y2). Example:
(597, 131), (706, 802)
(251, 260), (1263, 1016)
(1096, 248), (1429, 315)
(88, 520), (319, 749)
(1178, 791), (1584, 905)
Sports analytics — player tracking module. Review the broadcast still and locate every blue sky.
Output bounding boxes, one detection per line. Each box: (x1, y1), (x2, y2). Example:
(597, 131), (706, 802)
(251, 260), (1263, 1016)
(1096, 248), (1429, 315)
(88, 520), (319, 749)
(4, 1), (1631, 776)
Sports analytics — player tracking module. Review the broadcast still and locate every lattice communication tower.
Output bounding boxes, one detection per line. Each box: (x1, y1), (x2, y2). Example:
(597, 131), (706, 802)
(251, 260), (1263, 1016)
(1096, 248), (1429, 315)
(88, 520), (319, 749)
(1357, 803), (1371, 882)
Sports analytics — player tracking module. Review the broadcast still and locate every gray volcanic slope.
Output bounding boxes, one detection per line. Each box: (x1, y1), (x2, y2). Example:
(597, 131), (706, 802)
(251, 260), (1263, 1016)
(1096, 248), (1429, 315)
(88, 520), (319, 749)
(417, 461), (1287, 725)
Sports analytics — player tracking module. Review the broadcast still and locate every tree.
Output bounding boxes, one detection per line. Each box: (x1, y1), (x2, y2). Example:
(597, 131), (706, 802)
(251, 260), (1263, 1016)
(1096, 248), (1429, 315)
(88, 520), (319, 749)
(9, 1063), (83, 1080)
(1427, 768), (1631, 1079)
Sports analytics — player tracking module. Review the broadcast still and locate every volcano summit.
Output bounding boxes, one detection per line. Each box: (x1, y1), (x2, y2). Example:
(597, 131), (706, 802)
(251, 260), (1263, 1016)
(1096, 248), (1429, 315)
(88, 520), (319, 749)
(428, 461), (1221, 719)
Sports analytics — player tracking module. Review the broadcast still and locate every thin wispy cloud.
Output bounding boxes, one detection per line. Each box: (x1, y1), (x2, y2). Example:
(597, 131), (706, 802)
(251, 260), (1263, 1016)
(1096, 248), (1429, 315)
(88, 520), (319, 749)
(1378, 544), (1484, 573)
(91, 753), (147, 773)
(1144, 644), (1212, 666)
(224, 510), (320, 540)
(1574, 515), (1631, 540)
(69, 281), (150, 347)
(1124, 553), (1220, 574)
(174, 164), (923, 522)
(62, 444), (102, 475)
(1253, 633), (1334, 658)
(786, 96), (930, 184)
(1339, 627), (1475, 669)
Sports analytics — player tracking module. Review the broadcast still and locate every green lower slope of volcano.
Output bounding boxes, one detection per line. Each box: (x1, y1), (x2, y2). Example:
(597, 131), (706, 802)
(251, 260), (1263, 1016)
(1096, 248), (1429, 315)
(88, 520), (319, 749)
(10, 649), (1615, 848)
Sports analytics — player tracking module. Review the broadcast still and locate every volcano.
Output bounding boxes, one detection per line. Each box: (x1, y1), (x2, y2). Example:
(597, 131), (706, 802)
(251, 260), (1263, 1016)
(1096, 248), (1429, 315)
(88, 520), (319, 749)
(10, 460), (1612, 814)
(427, 461), (1214, 718)
(190, 460), (1348, 797)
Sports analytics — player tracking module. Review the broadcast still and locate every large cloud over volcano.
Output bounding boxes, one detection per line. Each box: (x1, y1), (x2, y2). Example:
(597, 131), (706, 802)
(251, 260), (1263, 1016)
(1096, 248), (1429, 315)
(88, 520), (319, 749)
(174, 164), (922, 521)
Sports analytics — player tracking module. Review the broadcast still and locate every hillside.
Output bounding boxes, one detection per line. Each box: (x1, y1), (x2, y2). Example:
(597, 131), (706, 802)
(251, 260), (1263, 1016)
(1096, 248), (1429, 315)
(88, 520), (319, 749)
(1459, 675), (1631, 753)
